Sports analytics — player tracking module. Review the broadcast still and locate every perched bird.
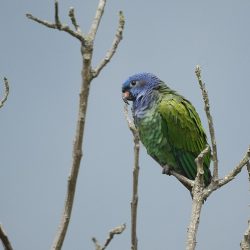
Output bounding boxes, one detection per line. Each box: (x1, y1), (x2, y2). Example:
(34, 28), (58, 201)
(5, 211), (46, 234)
(122, 72), (211, 190)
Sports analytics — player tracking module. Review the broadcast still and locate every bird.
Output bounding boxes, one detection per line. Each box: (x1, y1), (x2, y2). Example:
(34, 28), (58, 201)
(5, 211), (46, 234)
(122, 72), (211, 191)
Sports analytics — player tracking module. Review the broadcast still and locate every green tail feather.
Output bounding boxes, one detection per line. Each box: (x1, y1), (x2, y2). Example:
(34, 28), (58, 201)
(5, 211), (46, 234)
(175, 150), (211, 187)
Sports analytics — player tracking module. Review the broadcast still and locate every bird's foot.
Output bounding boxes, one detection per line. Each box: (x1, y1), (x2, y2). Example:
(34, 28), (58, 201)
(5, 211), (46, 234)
(162, 165), (172, 175)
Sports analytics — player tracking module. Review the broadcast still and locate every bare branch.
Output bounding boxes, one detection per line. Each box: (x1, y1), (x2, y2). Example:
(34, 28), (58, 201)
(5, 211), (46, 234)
(186, 145), (210, 250)
(92, 224), (126, 250)
(202, 147), (250, 198)
(27, 1), (125, 249)
(89, 0), (106, 39)
(124, 104), (137, 137)
(0, 224), (13, 250)
(162, 164), (194, 189)
(68, 7), (81, 33)
(247, 161), (250, 184)
(26, 2), (84, 43)
(218, 147), (250, 188)
(92, 237), (102, 250)
(195, 65), (219, 180)
(103, 224), (126, 249)
(26, 13), (55, 28)
(92, 11), (125, 79)
(123, 104), (139, 250)
(195, 145), (210, 178)
(54, 0), (61, 28)
(168, 170), (194, 189)
(0, 77), (9, 109)
(241, 220), (250, 250)
(185, 67), (250, 250)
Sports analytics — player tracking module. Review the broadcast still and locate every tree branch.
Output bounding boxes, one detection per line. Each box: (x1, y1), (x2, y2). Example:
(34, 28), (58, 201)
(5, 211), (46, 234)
(202, 147), (250, 198)
(247, 161), (250, 184)
(27, 2), (125, 250)
(168, 170), (194, 189)
(195, 65), (219, 180)
(89, 0), (106, 39)
(26, 1), (84, 43)
(185, 66), (250, 250)
(0, 77), (9, 109)
(241, 220), (250, 250)
(124, 104), (140, 250)
(92, 224), (126, 250)
(54, 0), (61, 27)
(92, 11), (125, 79)
(0, 224), (13, 250)
(68, 7), (81, 33)
(186, 145), (210, 250)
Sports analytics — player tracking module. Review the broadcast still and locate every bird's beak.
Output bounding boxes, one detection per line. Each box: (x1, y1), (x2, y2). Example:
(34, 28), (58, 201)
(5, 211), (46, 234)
(122, 91), (131, 105)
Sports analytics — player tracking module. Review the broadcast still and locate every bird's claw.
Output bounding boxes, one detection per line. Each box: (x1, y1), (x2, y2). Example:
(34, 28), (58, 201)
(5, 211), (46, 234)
(162, 165), (171, 175)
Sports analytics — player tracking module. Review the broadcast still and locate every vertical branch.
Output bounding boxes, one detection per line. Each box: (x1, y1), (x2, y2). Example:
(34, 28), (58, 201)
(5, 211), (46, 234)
(186, 145), (210, 250)
(51, 43), (92, 250)
(54, 0), (61, 28)
(0, 77), (9, 109)
(27, 1), (125, 250)
(0, 224), (13, 250)
(89, 0), (106, 39)
(131, 128), (140, 250)
(195, 66), (219, 180)
(240, 162), (250, 250)
(241, 220), (250, 250)
(124, 104), (140, 250)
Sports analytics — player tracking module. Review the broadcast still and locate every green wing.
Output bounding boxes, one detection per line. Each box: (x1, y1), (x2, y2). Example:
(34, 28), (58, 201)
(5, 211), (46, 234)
(158, 95), (211, 185)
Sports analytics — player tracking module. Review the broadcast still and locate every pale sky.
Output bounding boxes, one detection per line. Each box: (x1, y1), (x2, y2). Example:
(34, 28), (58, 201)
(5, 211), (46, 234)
(1, 1), (250, 250)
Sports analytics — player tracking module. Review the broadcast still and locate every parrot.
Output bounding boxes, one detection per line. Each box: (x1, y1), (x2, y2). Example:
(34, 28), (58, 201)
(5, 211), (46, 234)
(122, 72), (211, 191)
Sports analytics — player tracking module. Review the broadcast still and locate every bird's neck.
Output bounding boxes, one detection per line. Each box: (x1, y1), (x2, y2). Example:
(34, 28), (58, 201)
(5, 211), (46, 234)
(132, 87), (160, 118)
(132, 83), (174, 118)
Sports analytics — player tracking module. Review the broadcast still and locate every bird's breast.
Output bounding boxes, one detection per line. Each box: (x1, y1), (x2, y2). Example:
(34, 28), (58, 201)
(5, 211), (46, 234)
(135, 107), (170, 160)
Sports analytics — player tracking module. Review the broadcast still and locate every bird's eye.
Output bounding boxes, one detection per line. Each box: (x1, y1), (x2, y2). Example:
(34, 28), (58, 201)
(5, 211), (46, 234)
(130, 80), (137, 86)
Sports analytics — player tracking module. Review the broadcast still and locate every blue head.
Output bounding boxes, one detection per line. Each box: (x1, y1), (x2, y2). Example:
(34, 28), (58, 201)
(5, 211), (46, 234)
(122, 72), (162, 103)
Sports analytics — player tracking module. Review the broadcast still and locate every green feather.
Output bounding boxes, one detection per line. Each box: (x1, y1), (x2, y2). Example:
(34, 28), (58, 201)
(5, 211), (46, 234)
(137, 83), (211, 189)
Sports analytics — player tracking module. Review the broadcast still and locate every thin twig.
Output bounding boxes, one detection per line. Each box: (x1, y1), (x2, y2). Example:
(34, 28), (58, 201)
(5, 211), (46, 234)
(246, 159), (250, 185)
(195, 65), (219, 180)
(203, 147), (250, 198)
(68, 7), (81, 33)
(240, 149), (250, 250)
(92, 224), (126, 250)
(27, 1), (125, 250)
(92, 237), (102, 250)
(54, 0), (61, 28)
(241, 220), (250, 250)
(92, 11), (125, 79)
(240, 156), (250, 250)
(0, 224), (13, 250)
(0, 77), (9, 109)
(124, 104), (140, 250)
(26, 3), (84, 43)
(195, 145), (210, 177)
(89, 0), (106, 39)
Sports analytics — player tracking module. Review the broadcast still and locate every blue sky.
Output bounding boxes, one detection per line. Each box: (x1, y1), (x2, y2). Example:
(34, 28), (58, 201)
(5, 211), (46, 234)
(0, 1), (250, 249)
